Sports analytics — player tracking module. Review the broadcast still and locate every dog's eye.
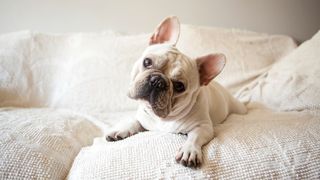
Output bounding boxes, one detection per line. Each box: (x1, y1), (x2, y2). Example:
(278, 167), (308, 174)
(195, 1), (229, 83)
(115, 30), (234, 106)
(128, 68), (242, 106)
(143, 58), (152, 68)
(173, 81), (185, 93)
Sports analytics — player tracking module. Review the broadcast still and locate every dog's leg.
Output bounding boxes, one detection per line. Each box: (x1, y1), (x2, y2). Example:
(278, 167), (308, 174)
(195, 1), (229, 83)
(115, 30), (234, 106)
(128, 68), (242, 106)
(105, 120), (144, 141)
(175, 125), (214, 167)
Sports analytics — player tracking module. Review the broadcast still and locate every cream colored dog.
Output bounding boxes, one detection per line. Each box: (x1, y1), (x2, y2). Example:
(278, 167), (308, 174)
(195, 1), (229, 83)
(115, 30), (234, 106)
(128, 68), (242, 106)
(106, 16), (247, 167)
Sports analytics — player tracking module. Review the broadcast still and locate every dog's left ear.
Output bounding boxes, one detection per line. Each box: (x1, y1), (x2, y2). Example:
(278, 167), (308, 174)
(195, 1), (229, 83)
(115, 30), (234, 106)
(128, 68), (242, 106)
(149, 16), (180, 46)
(196, 54), (226, 86)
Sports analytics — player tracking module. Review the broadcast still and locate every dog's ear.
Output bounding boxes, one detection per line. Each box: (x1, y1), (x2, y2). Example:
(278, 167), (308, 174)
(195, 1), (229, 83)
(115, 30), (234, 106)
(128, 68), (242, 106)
(196, 54), (226, 86)
(149, 16), (180, 46)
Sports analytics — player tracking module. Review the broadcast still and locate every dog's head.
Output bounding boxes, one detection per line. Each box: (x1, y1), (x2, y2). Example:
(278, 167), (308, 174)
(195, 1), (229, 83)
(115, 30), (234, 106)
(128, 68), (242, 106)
(128, 16), (226, 119)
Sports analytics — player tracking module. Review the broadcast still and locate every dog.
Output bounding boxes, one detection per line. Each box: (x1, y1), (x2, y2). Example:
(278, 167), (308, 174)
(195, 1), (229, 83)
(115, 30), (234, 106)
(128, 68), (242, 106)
(105, 16), (247, 167)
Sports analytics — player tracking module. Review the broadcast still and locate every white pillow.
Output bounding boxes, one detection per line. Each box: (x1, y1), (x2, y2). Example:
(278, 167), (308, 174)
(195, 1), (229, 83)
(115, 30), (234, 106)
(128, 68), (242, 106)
(178, 25), (297, 94)
(0, 32), (40, 107)
(0, 108), (102, 179)
(47, 32), (149, 112)
(237, 30), (320, 113)
(0, 31), (147, 113)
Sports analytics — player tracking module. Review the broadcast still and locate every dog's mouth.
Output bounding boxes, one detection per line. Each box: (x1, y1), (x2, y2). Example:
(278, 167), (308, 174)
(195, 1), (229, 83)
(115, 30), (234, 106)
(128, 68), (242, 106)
(135, 89), (170, 117)
(147, 89), (159, 105)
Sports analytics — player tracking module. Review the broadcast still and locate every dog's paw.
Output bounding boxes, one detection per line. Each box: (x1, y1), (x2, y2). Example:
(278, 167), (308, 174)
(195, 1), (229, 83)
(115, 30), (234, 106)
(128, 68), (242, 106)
(105, 120), (143, 142)
(105, 129), (135, 141)
(175, 143), (203, 167)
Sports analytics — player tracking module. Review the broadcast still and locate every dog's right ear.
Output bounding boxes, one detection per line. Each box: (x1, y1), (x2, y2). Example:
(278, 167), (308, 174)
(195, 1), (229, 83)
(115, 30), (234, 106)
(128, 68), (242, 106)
(196, 54), (226, 86)
(149, 16), (180, 46)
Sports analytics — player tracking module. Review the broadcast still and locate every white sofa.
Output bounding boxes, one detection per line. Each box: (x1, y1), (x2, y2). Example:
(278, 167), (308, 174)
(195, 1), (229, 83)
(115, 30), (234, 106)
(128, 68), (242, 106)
(0, 25), (319, 179)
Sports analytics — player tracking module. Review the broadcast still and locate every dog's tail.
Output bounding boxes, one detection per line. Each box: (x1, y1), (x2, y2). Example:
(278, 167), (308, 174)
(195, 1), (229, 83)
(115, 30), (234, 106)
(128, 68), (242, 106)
(230, 96), (248, 115)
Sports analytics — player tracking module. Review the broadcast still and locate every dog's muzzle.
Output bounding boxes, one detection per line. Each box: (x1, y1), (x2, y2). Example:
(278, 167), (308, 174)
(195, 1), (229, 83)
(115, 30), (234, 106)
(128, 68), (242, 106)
(128, 71), (171, 118)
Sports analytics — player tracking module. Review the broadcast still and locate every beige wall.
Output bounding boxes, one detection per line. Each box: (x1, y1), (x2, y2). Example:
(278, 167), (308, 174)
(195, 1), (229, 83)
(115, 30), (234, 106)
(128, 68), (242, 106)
(0, 0), (319, 41)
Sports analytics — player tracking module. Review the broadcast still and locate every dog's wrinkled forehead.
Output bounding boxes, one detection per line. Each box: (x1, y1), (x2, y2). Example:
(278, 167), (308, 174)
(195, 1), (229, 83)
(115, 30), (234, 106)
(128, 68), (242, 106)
(143, 44), (178, 68)
(140, 43), (199, 88)
(142, 44), (190, 76)
(143, 43), (179, 57)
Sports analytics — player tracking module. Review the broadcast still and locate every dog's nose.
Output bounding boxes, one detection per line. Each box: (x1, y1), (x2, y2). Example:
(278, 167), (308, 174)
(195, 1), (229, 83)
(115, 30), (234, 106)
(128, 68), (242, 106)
(149, 75), (166, 90)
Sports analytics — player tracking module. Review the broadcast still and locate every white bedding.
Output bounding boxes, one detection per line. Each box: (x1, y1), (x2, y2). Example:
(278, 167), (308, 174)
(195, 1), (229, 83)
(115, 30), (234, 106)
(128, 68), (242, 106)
(0, 108), (102, 179)
(68, 103), (320, 179)
(0, 25), (319, 179)
(237, 30), (320, 114)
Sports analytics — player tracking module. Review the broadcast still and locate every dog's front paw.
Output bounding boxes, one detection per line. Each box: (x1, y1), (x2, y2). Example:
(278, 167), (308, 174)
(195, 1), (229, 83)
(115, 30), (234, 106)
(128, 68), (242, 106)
(105, 129), (134, 141)
(105, 120), (143, 142)
(175, 143), (203, 167)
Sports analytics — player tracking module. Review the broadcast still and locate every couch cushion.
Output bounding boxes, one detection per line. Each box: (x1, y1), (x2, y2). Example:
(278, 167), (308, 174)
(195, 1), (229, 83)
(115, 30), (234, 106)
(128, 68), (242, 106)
(0, 108), (102, 179)
(237, 30), (320, 114)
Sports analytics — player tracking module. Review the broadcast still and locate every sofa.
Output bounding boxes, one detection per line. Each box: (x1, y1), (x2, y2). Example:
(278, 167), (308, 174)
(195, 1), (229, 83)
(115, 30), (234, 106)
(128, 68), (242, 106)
(0, 24), (319, 179)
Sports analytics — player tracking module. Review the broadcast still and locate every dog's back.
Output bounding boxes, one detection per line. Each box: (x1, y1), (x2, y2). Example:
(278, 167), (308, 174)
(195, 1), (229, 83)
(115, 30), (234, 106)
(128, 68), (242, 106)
(204, 81), (247, 125)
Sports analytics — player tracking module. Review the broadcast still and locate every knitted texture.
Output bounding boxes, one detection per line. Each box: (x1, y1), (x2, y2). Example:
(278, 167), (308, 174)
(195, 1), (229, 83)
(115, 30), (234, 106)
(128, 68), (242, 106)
(68, 105), (320, 179)
(0, 108), (102, 179)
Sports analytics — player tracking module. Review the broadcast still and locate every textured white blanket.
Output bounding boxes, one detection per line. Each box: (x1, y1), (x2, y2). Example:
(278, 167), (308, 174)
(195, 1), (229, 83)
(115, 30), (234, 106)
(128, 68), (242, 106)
(0, 108), (102, 179)
(68, 103), (320, 179)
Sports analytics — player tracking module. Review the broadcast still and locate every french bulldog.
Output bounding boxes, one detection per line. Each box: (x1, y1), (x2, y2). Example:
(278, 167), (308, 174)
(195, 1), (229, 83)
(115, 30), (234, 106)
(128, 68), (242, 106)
(105, 16), (247, 167)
